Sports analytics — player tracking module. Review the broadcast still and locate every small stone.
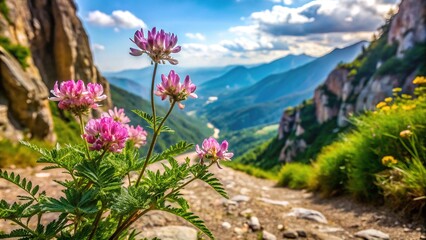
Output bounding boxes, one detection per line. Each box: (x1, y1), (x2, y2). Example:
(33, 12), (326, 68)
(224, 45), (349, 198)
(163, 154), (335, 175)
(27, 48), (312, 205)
(257, 197), (289, 207)
(139, 226), (197, 240)
(403, 227), (411, 232)
(415, 227), (422, 231)
(248, 216), (261, 231)
(234, 227), (247, 235)
(349, 224), (360, 229)
(231, 195), (250, 202)
(222, 221), (231, 229)
(35, 172), (51, 178)
(296, 229), (307, 238)
(318, 226), (344, 233)
(355, 229), (389, 240)
(420, 235), (426, 240)
(240, 187), (251, 194)
(286, 208), (328, 224)
(239, 208), (253, 218)
(283, 230), (298, 239)
(262, 230), (277, 240)
(222, 199), (238, 206)
(277, 224), (284, 231)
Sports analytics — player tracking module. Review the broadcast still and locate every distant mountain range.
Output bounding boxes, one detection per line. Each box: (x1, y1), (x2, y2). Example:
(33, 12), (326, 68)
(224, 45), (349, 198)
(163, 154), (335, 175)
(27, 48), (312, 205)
(105, 41), (368, 132)
(198, 54), (315, 96)
(201, 41), (369, 131)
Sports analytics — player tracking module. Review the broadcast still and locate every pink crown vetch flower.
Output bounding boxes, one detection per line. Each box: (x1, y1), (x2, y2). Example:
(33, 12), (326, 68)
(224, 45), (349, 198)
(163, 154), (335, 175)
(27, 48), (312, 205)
(49, 80), (106, 114)
(130, 27), (181, 65)
(155, 70), (197, 109)
(83, 117), (129, 153)
(196, 137), (233, 168)
(102, 107), (131, 124)
(127, 125), (148, 148)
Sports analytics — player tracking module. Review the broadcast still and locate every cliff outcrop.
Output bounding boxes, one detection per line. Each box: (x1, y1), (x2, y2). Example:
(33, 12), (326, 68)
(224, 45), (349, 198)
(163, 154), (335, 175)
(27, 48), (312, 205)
(276, 0), (426, 163)
(0, 0), (111, 141)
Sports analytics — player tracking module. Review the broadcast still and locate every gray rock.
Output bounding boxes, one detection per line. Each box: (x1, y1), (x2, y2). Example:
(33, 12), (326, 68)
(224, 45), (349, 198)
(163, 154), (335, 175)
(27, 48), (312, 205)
(231, 195), (250, 202)
(257, 197), (289, 207)
(283, 230), (298, 239)
(222, 221), (231, 229)
(234, 227), (248, 235)
(286, 207), (328, 224)
(354, 229), (390, 240)
(262, 230), (277, 240)
(239, 208), (253, 217)
(296, 229), (307, 237)
(248, 216), (261, 231)
(318, 226), (344, 233)
(140, 226), (197, 240)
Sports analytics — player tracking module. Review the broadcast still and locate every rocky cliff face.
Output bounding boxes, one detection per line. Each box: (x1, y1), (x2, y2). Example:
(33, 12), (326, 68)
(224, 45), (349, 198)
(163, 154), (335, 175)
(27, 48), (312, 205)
(0, 0), (111, 141)
(277, 0), (426, 163)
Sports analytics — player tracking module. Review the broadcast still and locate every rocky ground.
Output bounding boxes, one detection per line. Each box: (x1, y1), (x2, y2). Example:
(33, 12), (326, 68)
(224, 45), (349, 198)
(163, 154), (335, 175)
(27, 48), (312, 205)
(0, 154), (424, 240)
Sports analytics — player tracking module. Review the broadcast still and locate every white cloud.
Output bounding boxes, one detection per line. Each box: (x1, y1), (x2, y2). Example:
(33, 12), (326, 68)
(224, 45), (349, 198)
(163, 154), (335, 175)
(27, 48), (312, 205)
(86, 10), (147, 30)
(87, 10), (114, 27)
(185, 33), (206, 41)
(92, 43), (105, 51)
(245, 0), (398, 36)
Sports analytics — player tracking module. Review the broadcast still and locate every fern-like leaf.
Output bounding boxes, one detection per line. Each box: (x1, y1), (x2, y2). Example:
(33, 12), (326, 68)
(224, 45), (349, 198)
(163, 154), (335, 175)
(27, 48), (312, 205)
(0, 228), (33, 239)
(0, 170), (40, 201)
(150, 141), (193, 164)
(191, 166), (228, 199)
(159, 206), (214, 239)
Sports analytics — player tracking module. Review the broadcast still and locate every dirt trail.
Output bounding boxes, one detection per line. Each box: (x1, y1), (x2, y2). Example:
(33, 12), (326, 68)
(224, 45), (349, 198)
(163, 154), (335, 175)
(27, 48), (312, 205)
(0, 153), (424, 239)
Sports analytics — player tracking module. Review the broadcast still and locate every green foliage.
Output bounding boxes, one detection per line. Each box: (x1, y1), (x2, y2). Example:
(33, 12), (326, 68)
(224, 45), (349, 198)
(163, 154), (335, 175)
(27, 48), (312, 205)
(220, 124), (278, 158)
(223, 162), (277, 180)
(0, 170), (42, 201)
(277, 163), (313, 189)
(0, 0), (10, 24)
(376, 43), (426, 77)
(376, 157), (426, 213)
(0, 140), (43, 167)
(308, 141), (351, 196)
(0, 37), (30, 69)
(234, 137), (284, 171)
(50, 101), (81, 145)
(310, 83), (426, 207)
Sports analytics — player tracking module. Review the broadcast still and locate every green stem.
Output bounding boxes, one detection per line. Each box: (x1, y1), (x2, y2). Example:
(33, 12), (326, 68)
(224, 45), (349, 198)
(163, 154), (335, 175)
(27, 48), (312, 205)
(151, 62), (158, 131)
(109, 209), (151, 240)
(11, 219), (38, 236)
(163, 162), (214, 200)
(78, 114), (91, 161)
(88, 207), (104, 240)
(134, 100), (176, 186)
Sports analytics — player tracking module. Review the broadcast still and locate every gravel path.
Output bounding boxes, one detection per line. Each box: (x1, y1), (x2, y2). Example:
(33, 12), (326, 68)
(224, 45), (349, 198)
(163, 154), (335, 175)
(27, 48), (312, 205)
(0, 153), (424, 239)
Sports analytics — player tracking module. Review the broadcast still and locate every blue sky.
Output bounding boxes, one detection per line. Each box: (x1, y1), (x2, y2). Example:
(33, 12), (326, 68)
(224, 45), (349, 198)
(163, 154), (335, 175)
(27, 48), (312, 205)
(75, 0), (399, 72)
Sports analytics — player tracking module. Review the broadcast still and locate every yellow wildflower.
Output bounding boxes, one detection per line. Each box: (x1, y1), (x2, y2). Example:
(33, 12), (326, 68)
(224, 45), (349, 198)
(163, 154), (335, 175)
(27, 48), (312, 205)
(401, 94), (412, 99)
(382, 156), (398, 165)
(402, 104), (416, 110)
(376, 102), (387, 109)
(399, 129), (413, 138)
(384, 97), (392, 103)
(381, 106), (391, 112)
(392, 88), (402, 93)
(391, 105), (398, 110)
(413, 76), (426, 85)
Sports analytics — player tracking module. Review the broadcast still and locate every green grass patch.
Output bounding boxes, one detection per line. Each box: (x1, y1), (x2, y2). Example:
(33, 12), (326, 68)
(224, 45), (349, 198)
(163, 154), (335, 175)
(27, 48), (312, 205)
(0, 0), (11, 24)
(223, 161), (277, 180)
(0, 37), (30, 69)
(277, 163), (313, 189)
(0, 139), (48, 167)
